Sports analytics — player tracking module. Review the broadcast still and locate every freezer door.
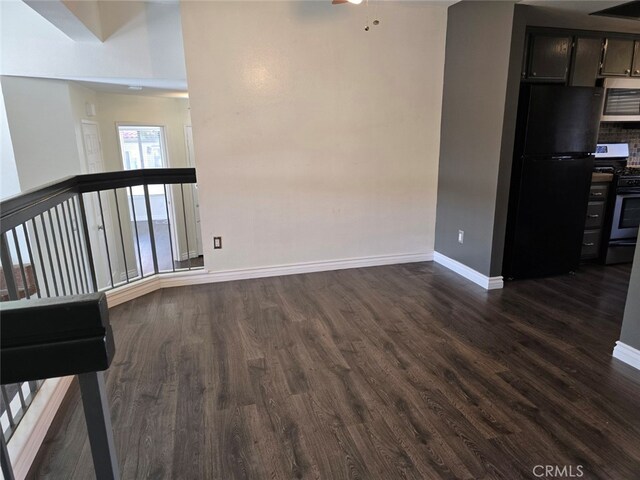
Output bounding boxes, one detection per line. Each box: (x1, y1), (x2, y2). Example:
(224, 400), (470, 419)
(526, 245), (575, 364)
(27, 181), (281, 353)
(523, 86), (604, 156)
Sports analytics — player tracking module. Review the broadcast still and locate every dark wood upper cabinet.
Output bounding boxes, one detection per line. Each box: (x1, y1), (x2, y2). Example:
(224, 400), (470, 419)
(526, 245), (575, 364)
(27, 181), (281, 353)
(522, 29), (640, 84)
(570, 37), (604, 87)
(601, 38), (634, 76)
(633, 41), (640, 77)
(525, 35), (572, 81)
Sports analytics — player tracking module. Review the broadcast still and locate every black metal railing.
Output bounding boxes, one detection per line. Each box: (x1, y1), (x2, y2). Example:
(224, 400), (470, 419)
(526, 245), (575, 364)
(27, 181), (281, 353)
(0, 168), (201, 443)
(1, 293), (119, 480)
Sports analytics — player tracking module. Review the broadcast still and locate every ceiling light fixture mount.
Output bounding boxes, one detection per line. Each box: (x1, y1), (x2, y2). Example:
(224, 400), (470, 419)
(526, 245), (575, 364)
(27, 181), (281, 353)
(331, 0), (380, 32)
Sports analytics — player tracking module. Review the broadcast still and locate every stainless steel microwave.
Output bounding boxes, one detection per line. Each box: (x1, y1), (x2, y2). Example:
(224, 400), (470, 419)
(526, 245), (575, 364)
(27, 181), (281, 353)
(601, 78), (640, 122)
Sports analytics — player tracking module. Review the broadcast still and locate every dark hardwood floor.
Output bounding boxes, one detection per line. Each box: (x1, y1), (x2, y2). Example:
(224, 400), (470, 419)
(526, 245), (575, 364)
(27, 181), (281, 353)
(29, 262), (640, 479)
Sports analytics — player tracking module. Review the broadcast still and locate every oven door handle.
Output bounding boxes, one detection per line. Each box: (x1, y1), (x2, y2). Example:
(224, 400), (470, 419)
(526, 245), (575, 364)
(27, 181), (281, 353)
(609, 240), (637, 247)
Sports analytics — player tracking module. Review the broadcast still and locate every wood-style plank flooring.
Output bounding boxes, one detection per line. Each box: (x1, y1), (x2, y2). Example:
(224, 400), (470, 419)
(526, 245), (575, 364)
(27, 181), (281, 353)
(30, 262), (640, 479)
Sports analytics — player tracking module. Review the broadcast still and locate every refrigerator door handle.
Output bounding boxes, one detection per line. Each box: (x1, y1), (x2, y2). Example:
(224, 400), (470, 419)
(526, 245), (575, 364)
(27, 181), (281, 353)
(550, 155), (590, 161)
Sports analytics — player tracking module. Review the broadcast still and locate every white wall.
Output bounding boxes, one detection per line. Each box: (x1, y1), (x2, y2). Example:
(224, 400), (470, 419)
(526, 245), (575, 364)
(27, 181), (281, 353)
(1, 76), (83, 191)
(0, 0), (186, 85)
(1, 80), (29, 267)
(0, 81), (20, 200)
(181, 1), (447, 272)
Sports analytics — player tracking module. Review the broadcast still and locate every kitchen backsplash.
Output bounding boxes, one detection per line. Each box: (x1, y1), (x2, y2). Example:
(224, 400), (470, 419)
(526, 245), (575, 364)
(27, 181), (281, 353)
(598, 123), (640, 166)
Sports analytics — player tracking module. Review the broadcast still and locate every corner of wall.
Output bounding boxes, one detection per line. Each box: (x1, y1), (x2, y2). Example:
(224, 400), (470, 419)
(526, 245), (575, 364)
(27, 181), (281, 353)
(619, 244), (640, 352)
(0, 80), (21, 199)
(489, 4), (528, 278)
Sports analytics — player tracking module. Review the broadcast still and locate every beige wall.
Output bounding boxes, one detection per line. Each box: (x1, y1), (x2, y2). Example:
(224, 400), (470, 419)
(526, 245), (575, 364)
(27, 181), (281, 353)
(2, 77), (196, 283)
(0, 81), (20, 200)
(93, 92), (197, 265)
(94, 93), (191, 171)
(181, 1), (447, 272)
(1, 76), (83, 191)
(1, 77), (191, 183)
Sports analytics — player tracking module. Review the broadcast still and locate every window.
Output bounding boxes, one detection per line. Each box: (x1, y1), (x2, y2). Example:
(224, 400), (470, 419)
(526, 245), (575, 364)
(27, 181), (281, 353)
(118, 126), (167, 195)
(118, 126), (167, 169)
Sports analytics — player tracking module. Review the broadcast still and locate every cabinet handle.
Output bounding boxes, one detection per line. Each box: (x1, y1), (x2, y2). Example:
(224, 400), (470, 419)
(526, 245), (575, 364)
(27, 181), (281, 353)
(625, 69), (631, 74)
(591, 192), (604, 196)
(583, 242), (595, 247)
(587, 214), (600, 218)
(532, 72), (537, 76)
(635, 70), (640, 74)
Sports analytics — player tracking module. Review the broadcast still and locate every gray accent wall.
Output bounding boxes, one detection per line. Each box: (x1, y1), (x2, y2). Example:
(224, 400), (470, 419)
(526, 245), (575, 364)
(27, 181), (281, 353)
(436, 1), (640, 278)
(490, 6), (527, 277)
(620, 246), (640, 350)
(435, 1), (517, 277)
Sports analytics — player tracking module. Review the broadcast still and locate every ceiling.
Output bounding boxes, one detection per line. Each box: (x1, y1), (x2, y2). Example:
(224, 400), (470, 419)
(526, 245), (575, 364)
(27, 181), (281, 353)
(66, 77), (188, 98)
(38, 0), (638, 96)
(519, 1), (634, 16)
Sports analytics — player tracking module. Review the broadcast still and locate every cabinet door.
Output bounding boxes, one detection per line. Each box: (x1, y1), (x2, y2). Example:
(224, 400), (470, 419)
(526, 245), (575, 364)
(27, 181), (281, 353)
(584, 202), (605, 229)
(527, 35), (572, 81)
(601, 38), (634, 76)
(633, 41), (640, 77)
(570, 37), (603, 86)
(581, 230), (601, 260)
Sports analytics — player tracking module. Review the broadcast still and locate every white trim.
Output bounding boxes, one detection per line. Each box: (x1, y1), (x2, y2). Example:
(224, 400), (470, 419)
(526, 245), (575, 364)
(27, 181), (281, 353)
(106, 275), (161, 307)
(106, 252), (434, 307)
(7, 377), (74, 480)
(613, 341), (640, 371)
(433, 252), (504, 290)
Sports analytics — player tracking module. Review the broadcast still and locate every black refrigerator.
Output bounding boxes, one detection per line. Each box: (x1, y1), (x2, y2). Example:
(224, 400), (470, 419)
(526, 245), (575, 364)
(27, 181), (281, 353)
(503, 85), (604, 280)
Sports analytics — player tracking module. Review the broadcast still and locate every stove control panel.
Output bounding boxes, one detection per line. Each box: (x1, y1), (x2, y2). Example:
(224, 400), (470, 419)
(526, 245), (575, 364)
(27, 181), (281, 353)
(620, 178), (640, 187)
(595, 143), (629, 159)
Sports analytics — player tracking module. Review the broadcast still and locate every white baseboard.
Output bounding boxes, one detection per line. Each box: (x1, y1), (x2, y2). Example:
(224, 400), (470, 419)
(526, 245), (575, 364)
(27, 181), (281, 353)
(107, 251), (433, 307)
(106, 275), (162, 307)
(7, 376), (74, 480)
(433, 252), (503, 290)
(613, 341), (640, 371)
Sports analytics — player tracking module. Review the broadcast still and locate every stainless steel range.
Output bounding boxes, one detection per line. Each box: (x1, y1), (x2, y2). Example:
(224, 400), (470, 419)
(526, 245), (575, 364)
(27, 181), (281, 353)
(611, 167), (640, 241)
(594, 143), (640, 264)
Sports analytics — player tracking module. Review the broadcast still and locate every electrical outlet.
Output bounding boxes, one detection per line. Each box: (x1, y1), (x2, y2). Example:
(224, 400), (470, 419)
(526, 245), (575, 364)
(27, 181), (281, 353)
(213, 236), (222, 249)
(458, 230), (464, 244)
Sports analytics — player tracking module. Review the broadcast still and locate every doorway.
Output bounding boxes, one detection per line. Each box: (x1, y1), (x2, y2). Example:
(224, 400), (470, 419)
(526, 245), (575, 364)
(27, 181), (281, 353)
(117, 125), (180, 272)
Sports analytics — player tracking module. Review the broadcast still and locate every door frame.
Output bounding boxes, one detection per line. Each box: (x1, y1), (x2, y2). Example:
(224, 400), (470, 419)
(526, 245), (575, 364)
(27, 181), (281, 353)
(184, 125), (203, 257)
(80, 120), (113, 289)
